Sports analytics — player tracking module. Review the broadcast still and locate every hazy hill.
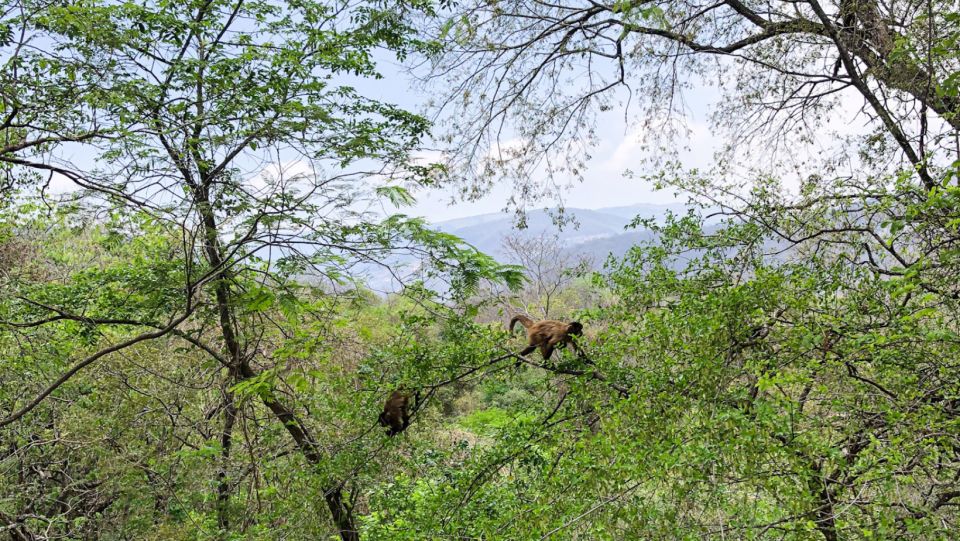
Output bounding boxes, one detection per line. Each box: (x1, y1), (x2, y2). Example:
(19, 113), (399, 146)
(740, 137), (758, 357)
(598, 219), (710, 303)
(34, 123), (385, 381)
(435, 203), (687, 260)
(356, 203), (689, 291)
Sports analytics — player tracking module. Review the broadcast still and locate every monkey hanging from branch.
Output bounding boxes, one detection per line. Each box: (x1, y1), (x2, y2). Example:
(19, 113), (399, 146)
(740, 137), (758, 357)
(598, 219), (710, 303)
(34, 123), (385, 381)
(509, 315), (585, 364)
(378, 389), (422, 437)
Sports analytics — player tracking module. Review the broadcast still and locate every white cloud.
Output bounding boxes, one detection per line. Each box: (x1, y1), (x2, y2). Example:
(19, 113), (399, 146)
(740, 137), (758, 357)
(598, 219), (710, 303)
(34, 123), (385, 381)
(252, 160), (318, 192)
(45, 171), (78, 194)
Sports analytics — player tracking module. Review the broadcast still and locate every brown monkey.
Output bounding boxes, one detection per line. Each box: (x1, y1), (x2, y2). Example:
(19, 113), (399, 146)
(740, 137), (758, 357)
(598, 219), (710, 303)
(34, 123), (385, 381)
(378, 390), (420, 436)
(509, 315), (584, 361)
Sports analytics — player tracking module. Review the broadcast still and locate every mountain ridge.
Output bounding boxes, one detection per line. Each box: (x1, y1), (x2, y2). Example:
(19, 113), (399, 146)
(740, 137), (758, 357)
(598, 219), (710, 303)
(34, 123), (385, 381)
(434, 202), (687, 260)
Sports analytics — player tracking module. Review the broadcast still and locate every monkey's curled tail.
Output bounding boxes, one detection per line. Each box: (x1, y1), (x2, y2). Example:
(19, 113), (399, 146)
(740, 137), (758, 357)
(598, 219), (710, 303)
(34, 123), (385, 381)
(509, 315), (534, 333)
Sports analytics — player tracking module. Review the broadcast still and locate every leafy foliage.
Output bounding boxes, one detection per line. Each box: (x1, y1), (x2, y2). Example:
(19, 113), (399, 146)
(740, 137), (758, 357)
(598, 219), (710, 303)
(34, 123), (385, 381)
(2, 0), (960, 540)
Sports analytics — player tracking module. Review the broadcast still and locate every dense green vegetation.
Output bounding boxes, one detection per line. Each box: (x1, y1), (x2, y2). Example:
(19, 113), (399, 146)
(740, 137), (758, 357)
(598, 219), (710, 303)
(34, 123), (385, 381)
(2, 0), (959, 539)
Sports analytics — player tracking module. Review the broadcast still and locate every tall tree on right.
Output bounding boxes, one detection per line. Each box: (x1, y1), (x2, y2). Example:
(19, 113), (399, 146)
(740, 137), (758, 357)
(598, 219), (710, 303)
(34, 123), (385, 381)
(400, 1), (960, 539)
(422, 0), (958, 204)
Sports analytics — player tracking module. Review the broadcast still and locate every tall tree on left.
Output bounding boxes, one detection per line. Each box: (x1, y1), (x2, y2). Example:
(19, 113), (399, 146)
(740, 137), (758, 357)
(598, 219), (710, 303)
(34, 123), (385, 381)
(0, 1), (503, 539)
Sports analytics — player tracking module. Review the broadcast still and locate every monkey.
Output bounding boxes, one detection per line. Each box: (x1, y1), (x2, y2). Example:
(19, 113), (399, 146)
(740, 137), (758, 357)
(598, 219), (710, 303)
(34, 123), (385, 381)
(378, 389), (420, 436)
(509, 315), (584, 363)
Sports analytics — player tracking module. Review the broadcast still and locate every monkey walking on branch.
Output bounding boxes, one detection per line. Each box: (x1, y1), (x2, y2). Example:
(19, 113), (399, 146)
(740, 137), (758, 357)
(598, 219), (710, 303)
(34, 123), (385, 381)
(509, 315), (585, 363)
(378, 389), (421, 437)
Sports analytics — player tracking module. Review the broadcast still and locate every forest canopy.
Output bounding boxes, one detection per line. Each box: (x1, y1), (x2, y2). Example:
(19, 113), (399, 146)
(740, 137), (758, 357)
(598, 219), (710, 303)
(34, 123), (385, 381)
(1, 0), (959, 540)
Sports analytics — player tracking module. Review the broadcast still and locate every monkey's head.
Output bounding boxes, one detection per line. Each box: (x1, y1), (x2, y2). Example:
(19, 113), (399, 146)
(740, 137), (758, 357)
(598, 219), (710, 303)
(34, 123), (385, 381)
(568, 321), (583, 336)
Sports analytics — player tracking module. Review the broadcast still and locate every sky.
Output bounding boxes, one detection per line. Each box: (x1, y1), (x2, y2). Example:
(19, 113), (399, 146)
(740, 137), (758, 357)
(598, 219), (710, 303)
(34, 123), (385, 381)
(349, 53), (723, 223)
(406, 113), (712, 222)
(360, 52), (872, 224)
(39, 54), (711, 224)
(35, 35), (876, 226)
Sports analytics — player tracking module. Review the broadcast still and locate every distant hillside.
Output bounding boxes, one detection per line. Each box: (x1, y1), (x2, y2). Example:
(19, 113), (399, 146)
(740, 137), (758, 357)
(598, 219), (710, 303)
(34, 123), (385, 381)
(357, 203), (690, 292)
(435, 203), (686, 259)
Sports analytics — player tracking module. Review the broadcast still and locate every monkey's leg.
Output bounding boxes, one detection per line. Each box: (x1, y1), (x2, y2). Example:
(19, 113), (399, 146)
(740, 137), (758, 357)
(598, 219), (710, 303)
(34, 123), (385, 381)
(540, 345), (554, 360)
(516, 345), (537, 366)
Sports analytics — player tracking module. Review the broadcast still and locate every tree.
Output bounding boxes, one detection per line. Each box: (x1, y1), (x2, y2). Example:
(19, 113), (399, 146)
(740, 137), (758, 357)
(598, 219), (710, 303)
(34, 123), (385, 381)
(0, 1), (519, 539)
(496, 232), (593, 318)
(423, 0), (958, 203)
(0, 0), (105, 199)
(384, 1), (960, 538)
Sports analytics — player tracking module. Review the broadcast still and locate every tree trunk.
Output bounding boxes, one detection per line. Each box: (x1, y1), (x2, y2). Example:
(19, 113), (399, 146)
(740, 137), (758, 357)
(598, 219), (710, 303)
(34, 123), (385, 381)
(216, 390), (237, 533)
(325, 488), (359, 541)
(194, 188), (358, 540)
(808, 465), (839, 541)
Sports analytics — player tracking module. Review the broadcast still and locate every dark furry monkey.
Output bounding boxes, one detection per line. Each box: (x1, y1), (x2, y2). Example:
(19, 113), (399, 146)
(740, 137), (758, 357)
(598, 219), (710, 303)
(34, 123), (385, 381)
(509, 315), (584, 362)
(379, 390), (420, 436)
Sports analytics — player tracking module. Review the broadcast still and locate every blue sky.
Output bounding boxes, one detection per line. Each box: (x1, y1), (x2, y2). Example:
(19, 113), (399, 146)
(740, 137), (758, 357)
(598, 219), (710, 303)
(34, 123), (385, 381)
(40, 51), (708, 223)
(35, 40), (874, 226)
(359, 47), (882, 224)
(361, 55), (718, 223)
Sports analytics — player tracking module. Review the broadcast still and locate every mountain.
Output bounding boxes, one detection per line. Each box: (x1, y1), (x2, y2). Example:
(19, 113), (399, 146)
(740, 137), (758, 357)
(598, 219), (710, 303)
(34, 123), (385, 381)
(354, 203), (688, 292)
(435, 203), (686, 260)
